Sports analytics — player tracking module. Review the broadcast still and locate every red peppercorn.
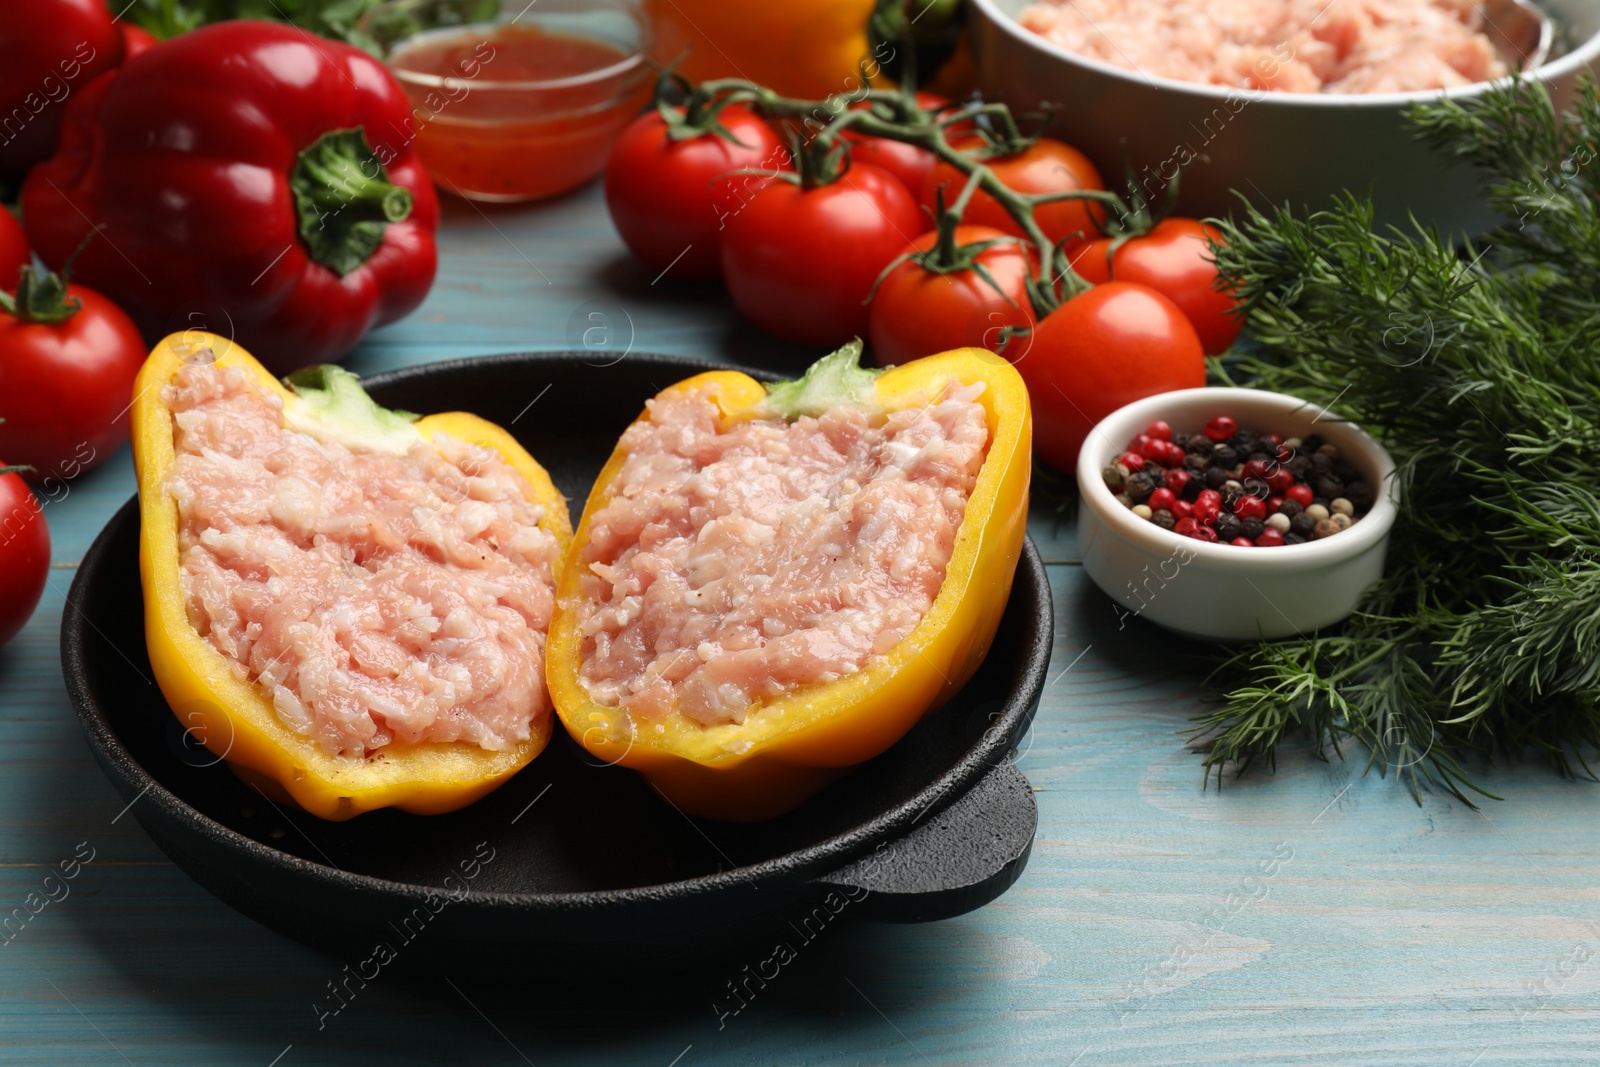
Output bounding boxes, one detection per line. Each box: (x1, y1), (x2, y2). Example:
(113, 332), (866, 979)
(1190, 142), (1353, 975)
(1129, 434), (1150, 452)
(1148, 487), (1176, 512)
(1193, 525), (1219, 543)
(1230, 537), (1255, 548)
(1243, 458), (1272, 482)
(1165, 469), (1192, 497)
(1193, 501), (1221, 525)
(1121, 451), (1146, 472)
(1266, 467), (1296, 494)
(1255, 528), (1285, 547)
(1171, 500), (1194, 520)
(1233, 495), (1266, 521)
(1174, 517), (1200, 538)
(1286, 484), (1314, 507)
(1195, 488), (1222, 511)
(1267, 495), (1285, 514)
(1140, 438), (1167, 462)
(1261, 433), (1284, 449)
(1163, 441), (1186, 467)
(1146, 419), (1173, 441)
(1204, 415), (1236, 441)
(1276, 444), (1295, 464)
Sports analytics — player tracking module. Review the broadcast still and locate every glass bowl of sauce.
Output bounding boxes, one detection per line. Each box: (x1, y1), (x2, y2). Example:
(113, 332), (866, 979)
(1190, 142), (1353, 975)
(361, 0), (653, 202)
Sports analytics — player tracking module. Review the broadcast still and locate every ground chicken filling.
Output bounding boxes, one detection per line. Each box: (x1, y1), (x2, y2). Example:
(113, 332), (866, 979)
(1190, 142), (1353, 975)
(1018, 0), (1507, 94)
(164, 364), (561, 758)
(575, 381), (990, 728)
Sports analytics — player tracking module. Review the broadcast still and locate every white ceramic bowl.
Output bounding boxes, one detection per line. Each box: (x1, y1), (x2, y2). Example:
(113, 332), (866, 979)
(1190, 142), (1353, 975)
(1075, 388), (1399, 641)
(969, 0), (1600, 235)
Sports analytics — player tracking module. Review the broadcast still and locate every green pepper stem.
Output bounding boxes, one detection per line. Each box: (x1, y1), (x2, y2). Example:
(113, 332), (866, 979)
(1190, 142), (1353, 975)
(290, 128), (414, 277)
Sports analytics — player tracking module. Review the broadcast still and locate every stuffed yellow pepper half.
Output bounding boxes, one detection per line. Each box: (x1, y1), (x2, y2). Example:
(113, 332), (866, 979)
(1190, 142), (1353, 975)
(548, 343), (1031, 820)
(132, 332), (571, 820)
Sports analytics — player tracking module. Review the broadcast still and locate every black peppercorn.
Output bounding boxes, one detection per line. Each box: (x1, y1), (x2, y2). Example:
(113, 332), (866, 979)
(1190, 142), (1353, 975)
(1185, 434), (1213, 456)
(1302, 434), (1324, 452)
(1183, 452), (1210, 472)
(1152, 508), (1177, 530)
(1344, 480), (1374, 511)
(1284, 532), (1307, 545)
(1171, 432), (1189, 449)
(1182, 475), (1204, 501)
(1314, 475), (1344, 500)
(1277, 498), (1303, 518)
(1212, 445), (1238, 468)
(1248, 451), (1274, 467)
(1240, 517), (1266, 540)
(1290, 513), (1317, 537)
(1146, 466), (1167, 489)
(1334, 462), (1361, 483)
(1221, 485), (1245, 510)
(1287, 455), (1312, 478)
(1204, 466), (1229, 490)
(1310, 452), (1333, 475)
(1214, 513), (1242, 540)
(1230, 430), (1257, 451)
(1124, 471), (1154, 503)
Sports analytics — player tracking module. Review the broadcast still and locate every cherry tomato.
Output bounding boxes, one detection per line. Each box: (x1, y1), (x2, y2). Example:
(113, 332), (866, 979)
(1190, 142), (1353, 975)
(0, 278), (147, 479)
(1014, 281), (1205, 471)
(1070, 219), (1242, 354)
(0, 211), (28, 292)
(121, 24), (158, 59)
(604, 105), (788, 280)
(922, 137), (1105, 249)
(722, 163), (924, 347)
(0, 466), (49, 650)
(867, 225), (1035, 367)
(841, 92), (952, 198)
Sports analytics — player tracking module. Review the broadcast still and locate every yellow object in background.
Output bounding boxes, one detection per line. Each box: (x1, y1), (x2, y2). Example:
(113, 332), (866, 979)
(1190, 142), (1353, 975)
(644, 0), (886, 98)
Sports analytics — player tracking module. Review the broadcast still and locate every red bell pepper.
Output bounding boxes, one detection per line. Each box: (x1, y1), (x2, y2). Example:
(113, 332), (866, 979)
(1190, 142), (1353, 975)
(0, 0), (125, 183)
(21, 20), (439, 373)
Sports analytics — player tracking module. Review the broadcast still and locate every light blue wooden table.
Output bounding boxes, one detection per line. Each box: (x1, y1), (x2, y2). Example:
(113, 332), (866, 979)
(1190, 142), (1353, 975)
(2, 187), (1597, 1066)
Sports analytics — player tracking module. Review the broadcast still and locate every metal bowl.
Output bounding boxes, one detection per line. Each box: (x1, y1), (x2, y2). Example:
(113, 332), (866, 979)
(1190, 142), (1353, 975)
(59, 351), (1052, 979)
(969, 0), (1600, 234)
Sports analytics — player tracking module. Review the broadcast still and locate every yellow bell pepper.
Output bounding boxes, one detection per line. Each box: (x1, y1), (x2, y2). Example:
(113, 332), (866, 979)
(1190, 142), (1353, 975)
(645, 0), (883, 100)
(547, 344), (1031, 821)
(131, 332), (571, 820)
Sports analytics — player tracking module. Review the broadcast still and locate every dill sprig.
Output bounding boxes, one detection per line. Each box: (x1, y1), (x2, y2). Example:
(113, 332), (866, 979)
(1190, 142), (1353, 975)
(1198, 76), (1600, 803)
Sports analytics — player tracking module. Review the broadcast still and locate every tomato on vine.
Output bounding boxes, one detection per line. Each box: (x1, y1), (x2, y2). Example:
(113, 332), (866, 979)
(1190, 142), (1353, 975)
(868, 224), (1034, 367)
(722, 161), (923, 347)
(1014, 281), (1205, 471)
(1071, 218), (1242, 354)
(841, 91), (958, 199)
(922, 137), (1106, 249)
(605, 103), (787, 280)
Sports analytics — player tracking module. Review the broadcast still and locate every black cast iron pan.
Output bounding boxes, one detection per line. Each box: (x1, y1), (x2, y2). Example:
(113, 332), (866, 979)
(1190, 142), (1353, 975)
(60, 351), (1052, 979)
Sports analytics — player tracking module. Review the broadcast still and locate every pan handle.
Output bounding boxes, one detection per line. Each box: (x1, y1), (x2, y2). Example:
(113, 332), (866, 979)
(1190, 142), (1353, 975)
(808, 758), (1037, 924)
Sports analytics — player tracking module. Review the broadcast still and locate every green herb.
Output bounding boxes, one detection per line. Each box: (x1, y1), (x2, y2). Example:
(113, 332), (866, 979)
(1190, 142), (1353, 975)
(122, 0), (501, 51)
(1200, 76), (1600, 804)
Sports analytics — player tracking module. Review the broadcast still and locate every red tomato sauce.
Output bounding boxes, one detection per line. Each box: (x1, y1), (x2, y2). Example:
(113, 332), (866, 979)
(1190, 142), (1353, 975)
(389, 23), (649, 202)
